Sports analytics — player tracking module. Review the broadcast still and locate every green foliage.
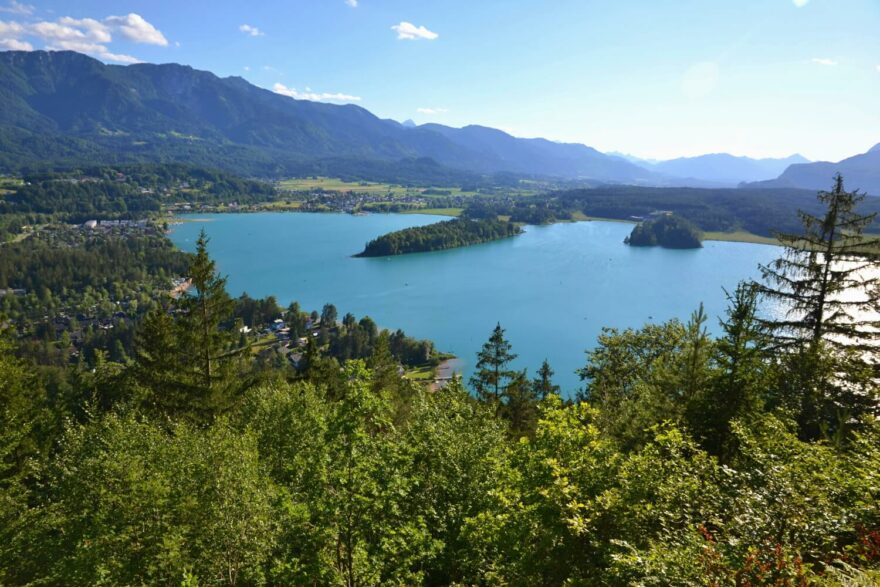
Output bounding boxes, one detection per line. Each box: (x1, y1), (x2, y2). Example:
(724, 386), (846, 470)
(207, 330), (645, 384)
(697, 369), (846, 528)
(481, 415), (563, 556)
(2, 174), (880, 584)
(11, 414), (276, 586)
(0, 164), (274, 222)
(131, 231), (251, 420)
(625, 213), (703, 248)
(469, 322), (518, 403)
(756, 175), (880, 440)
(356, 218), (522, 257)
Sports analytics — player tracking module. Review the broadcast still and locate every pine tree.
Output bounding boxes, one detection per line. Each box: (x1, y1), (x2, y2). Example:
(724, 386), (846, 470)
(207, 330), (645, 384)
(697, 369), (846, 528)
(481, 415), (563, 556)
(178, 230), (238, 391)
(757, 174), (880, 353)
(133, 230), (249, 419)
(532, 359), (560, 399)
(756, 175), (880, 438)
(470, 323), (518, 403)
(501, 369), (540, 437)
(698, 282), (768, 458)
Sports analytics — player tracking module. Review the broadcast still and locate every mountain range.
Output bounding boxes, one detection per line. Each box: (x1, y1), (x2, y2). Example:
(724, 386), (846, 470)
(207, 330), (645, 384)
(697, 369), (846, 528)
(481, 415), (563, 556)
(744, 145), (880, 195)
(614, 153), (811, 185)
(0, 49), (876, 193)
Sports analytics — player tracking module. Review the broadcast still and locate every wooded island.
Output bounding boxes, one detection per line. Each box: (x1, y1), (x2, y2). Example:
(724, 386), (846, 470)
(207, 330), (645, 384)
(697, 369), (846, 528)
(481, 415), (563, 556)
(355, 217), (523, 257)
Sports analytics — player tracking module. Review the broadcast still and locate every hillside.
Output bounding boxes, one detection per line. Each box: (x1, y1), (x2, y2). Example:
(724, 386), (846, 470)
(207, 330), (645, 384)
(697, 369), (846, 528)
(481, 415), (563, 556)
(745, 144), (880, 195)
(647, 153), (809, 185)
(0, 50), (669, 184)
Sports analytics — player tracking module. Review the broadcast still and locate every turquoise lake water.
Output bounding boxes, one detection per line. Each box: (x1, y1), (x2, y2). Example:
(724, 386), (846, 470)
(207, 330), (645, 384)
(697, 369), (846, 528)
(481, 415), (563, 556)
(169, 212), (780, 395)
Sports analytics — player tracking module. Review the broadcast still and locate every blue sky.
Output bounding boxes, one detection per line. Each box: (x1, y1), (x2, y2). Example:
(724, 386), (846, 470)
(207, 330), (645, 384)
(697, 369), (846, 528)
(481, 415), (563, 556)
(1, 0), (879, 161)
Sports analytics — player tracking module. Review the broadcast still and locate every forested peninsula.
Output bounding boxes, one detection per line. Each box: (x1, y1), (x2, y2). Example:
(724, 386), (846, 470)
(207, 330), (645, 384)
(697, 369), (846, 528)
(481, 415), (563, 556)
(355, 217), (523, 257)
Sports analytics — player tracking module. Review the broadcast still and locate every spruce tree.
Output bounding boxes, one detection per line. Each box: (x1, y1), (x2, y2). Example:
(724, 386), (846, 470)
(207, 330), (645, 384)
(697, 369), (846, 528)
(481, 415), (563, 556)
(757, 174), (880, 352)
(470, 323), (518, 403)
(533, 359), (560, 399)
(756, 175), (880, 438)
(698, 282), (769, 458)
(133, 230), (249, 419)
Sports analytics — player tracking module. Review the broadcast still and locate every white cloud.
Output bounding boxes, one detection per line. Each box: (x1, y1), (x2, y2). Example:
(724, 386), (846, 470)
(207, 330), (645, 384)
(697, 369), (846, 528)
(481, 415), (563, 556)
(0, 1), (34, 16)
(417, 107), (448, 115)
(391, 21), (438, 41)
(58, 17), (111, 43)
(239, 24), (264, 37)
(29, 20), (88, 42)
(273, 82), (361, 103)
(345, 0), (358, 7)
(0, 36), (30, 49)
(0, 18), (27, 48)
(0, 18), (23, 35)
(105, 13), (168, 46)
(243, 65), (251, 71)
(792, 0), (809, 6)
(45, 38), (140, 63)
(875, 64), (880, 73)
(4, 13), (164, 63)
(811, 57), (837, 66)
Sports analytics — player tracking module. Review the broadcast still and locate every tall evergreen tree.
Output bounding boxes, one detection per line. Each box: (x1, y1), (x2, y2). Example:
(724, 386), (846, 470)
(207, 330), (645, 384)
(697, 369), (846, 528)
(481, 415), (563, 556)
(470, 323), (518, 403)
(132, 230), (249, 419)
(697, 282), (769, 458)
(755, 175), (880, 438)
(500, 369), (540, 437)
(532, 359), (560, 399)
(757, 174), (880, 353)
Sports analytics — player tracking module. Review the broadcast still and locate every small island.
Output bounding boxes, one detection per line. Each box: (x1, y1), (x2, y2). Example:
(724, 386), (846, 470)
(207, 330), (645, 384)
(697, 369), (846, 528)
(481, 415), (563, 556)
(355, 217), (523, 257)
(625, 213), (703, 249)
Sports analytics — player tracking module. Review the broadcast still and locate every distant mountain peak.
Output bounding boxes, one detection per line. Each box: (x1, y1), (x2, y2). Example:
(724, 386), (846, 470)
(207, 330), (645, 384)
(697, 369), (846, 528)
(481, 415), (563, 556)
(869, 143), (880, 153)
(401, 119), (417, 128)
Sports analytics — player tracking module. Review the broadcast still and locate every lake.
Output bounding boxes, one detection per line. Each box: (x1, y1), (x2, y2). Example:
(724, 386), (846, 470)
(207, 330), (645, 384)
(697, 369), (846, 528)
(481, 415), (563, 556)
(169, 212), (780, 395)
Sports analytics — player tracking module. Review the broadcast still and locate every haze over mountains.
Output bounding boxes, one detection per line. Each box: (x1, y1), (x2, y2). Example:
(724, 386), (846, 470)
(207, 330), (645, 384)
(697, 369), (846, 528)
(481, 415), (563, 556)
(0, 50), (877, 193)
(744, 144), (880, 195)
(615, 153), (811, 185)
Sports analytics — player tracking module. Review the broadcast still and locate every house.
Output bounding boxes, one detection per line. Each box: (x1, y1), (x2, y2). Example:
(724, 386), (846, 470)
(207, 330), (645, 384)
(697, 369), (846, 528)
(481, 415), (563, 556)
(83, 220), (98, 229)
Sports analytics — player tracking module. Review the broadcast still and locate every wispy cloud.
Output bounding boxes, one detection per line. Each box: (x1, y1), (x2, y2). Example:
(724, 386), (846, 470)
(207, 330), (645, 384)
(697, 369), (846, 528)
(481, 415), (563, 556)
(811, 57), (838, 66)
(345, 0), (358, 7)
(0, 1), (34, 16)
(273, 82), (362, 103)
(391, 21), (438, 41)
(875, 64), (880, 73)
(417, 107), (448, 115)
(0, 19), (29, 49)
(792, 0), (809, 7)
(0, 36), (30, 49)
(239, 24), (264, 37)
(0, 12), (169, 63)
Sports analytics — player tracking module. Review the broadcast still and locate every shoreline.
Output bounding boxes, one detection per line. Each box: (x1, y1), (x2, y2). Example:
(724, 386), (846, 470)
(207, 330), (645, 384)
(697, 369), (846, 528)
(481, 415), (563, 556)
(429, 357), (463, 391)
(167, 208), (786, 249)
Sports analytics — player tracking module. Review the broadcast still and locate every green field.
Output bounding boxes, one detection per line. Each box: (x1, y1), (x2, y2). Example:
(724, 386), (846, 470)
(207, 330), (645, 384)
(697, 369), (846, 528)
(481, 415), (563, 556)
(0, 176), (23, 196)
(703, 230), (780, 246)
(402, 207), (463, 217)
(276, 176), (538, 199)
(277, 177), (417, 196)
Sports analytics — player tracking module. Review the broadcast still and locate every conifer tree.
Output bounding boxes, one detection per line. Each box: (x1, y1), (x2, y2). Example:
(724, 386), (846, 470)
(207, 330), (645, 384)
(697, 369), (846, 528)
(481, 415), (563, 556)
(756, 175), (880, 438)
(470, 323), (518, 403)
(532, 359), (560, 399)
(757, 174), (880, 353)
(698, 282), (769, 457)
(133, 230), (249, 419)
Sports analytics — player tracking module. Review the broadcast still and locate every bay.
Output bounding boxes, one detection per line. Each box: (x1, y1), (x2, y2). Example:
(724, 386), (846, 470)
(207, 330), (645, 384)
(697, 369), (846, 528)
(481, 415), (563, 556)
(169, 212), (780, 395)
